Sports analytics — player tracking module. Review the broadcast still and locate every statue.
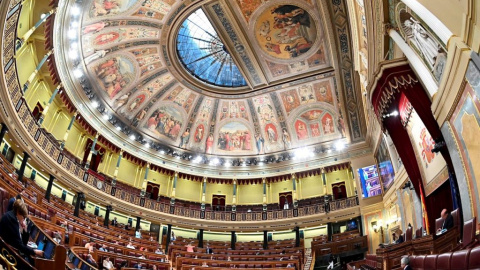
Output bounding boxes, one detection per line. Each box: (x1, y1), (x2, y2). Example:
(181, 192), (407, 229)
(403, 17), (439, 69)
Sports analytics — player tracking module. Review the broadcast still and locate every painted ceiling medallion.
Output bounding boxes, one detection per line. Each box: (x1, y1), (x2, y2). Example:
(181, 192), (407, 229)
(254, 4), (318, 60)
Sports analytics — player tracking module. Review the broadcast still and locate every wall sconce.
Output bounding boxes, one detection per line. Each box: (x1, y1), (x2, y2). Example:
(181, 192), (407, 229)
(372, 221), (378, 233)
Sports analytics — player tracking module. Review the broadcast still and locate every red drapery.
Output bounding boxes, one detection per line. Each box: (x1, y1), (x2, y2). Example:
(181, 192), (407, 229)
(371, 64), (454, 233)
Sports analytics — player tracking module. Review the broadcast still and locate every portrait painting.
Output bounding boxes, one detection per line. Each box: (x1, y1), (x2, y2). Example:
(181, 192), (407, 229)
(310, 123), (321, 137)
(255, 4), (318, 60)
(322, 113), (335, 135)
(265, 123), (278, 143)
(295, 120), (308, 140)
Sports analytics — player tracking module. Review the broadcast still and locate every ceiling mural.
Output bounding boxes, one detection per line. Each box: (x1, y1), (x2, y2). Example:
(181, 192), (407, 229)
(55, 0), (365, 172)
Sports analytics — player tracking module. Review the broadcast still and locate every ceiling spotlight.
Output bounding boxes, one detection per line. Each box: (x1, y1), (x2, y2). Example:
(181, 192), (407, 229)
(71, 42), (78, 49)
(160, 150), (165, 154)
(102, 114), (109, 120)
(210, 158), (220, 166)
(73, 69), (82, 78)
(71, 6), (80, 16)
(334, 140), (346, 151)
(67, 29), (77, 39)
(71, 21), (79, 28)
(193, 156), (202, 164)
(40, 13), (47, 19)
(145, 143), (150, 148)
(327, 149), (332, 154)
(69, 51), (78, 60)
(224, 162), (231, 167)
(382, 110), (399, 118)
(129, 134), (136, 140)
(91, 101), (99, 108)
(115, 126), (121, 131)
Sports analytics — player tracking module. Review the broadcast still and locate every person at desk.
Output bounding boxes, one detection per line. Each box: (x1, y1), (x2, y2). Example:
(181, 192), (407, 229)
(394, 229), (404, 244)
(126, 242), (135, 249)
(111, 217), (118, 227)
(401, 256), (412, 270)
(7, 190), (26, 212)
(439, 209), (454, 231)
(86, 254), (98, 268)
(186, 243), (195, 252)
(135, 229), (142, 238)
(84, 239), (95, 253)
(103, 257), (114, 270)
(0, 200), (44, 260)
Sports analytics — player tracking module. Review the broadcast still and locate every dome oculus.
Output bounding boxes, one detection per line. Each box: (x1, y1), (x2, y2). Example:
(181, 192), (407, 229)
(176, 9), (247, 88)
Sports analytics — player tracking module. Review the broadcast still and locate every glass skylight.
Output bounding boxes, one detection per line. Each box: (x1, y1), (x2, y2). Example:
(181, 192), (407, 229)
(177, 9), (247, 88)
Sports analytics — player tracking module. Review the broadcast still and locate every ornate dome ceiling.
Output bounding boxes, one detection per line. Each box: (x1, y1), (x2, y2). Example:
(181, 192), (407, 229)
(54, 0), (366, 177)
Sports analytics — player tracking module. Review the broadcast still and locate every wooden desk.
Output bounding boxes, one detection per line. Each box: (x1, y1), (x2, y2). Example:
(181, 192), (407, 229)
(311, 236), (368, 256)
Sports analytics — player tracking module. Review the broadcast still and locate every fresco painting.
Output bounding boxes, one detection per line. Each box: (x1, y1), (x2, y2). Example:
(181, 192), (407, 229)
(217, 122), (252, 152)
(89, 0), (137, 18)
(280, 89), (301, 114)
(144, 106), (184, 141)
(220, 101), (249, 121)
(92, 28), (159, 46)
(313, 80), (334, 105)
(295, 120), (308, 140)
(92, 56), (135, 99)
(322, 113), (335, 134)
(255, 4), (317, 60)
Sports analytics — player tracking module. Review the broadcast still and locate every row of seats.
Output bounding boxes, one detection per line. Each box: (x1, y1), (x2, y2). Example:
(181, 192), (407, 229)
(408, 245), (480, 270)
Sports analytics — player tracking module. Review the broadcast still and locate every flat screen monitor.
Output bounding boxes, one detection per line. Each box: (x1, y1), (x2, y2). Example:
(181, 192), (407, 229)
(43, 241), (55, 259)
(346, 220), (358, 231)
(357, 165), (382, 198)
(35, 232), (45, 245)
(29, 225), (39, 240)
(37, 241), (45, 251)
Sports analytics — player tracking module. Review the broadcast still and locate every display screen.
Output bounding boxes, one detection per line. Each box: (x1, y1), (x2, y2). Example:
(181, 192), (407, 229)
(44, 241), (55, 259)
(357, 165), (382, 198)
(346, 220), (358, 231)
(376, 136), (395, 192)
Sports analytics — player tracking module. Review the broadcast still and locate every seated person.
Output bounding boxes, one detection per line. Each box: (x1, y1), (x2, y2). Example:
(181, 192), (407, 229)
(206, 244), (213, 254)
(7, 191), (25, 212)
(133, 262), (143, 269)
(202, 261), (209, 267)
(151, 265), (157, 270)
(138, 254), (146, 259)
(439, 209), (454, 231)
(394, 230), (404, 244)
(60, 221), (70, 244)
(103, 257), (114, 270)
(53, 231), (62, 244)
(99, 244), (108, 252)
(135, 229), (142, 239)
(155, 247), (163, 254)
(0, 199), (44, 260)
(84, 239), (95, 253)
(86, 253), (98, 268)
(186, 243), (195, 252)
(126, 242), (135, 249)
(401, 256), (412, 270)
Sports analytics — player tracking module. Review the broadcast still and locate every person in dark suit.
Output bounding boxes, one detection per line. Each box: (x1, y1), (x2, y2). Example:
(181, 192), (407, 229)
(401, 256), (412, 270)
(441, 209), (454, 230)
(394, 229), (404, 244)
(0, 199), (44, 258)
(111, 217), (118, 227)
